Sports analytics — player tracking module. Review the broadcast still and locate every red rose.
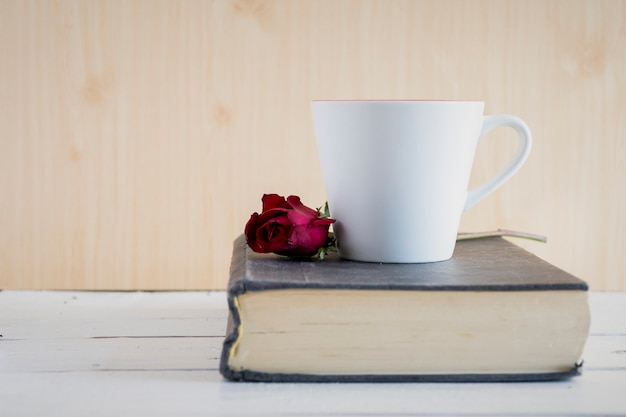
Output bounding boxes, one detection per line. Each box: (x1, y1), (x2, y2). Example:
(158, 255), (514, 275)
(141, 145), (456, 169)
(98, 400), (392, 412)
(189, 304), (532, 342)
(245, 194), (335, 257)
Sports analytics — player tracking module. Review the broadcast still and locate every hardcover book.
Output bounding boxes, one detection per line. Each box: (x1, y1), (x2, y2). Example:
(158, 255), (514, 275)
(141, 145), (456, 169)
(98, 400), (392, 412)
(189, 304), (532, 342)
(220, 235), (590, 382)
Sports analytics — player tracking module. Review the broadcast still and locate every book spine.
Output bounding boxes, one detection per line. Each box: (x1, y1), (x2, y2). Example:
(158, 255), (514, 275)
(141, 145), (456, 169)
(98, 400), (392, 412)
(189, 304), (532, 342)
(219, 235), (249, 381)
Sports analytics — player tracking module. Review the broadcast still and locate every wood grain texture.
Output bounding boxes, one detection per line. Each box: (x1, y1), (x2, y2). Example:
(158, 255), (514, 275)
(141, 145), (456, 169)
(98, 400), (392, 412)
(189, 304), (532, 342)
(1, 291), (626, 416)
(0, 0), (624, 289)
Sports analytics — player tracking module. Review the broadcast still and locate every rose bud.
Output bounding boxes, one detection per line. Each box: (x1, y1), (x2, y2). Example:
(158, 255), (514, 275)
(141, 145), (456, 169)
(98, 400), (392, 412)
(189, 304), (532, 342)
(245, 194), (335, 257)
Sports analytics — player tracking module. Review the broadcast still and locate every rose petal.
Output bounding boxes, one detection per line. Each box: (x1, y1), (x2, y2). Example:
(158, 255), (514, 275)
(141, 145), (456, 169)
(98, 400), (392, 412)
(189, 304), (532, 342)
(285, 195), (319, 225)
(256, 216), (292, 253)
(262, 194), (291, 212)
(279, 223), (331, 256)
(244, 212), (264, 252)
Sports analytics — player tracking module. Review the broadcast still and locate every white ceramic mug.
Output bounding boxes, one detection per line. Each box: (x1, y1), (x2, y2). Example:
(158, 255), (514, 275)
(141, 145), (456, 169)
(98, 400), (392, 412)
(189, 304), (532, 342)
(311, 100), (531, 263)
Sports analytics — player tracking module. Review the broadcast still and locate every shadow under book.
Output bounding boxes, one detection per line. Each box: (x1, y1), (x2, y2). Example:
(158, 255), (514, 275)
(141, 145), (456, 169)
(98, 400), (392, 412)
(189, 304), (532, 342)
(220, 235), (590, 382)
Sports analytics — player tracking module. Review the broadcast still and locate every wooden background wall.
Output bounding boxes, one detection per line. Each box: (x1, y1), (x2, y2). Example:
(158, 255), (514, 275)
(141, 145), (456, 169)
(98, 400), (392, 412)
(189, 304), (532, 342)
(1, 0), (625, 290)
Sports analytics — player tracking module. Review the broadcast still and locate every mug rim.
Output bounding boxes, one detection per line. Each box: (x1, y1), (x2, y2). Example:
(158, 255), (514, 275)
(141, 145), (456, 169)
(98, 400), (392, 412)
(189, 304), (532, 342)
(311, 99), (484, 103)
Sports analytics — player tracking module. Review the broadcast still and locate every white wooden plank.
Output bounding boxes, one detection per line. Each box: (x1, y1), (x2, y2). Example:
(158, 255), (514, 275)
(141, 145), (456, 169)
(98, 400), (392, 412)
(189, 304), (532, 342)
(581, 336), (626, 371)
(0, 337), (222, 372)
(1, 369), (625, 417)
(3, 334), (624, 374)
(589, 292), (626, 335)
(0, 290), (226, 310)
(1, 313), (227, 339)
(1, 291), (626, 417)
(3, 291), (623, 339)
(0, 291), (228, 339)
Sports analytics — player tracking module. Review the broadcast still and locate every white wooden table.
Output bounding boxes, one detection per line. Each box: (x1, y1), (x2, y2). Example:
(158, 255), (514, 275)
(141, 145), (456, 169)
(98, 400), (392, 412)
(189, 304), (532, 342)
(1, 291), (625, 416)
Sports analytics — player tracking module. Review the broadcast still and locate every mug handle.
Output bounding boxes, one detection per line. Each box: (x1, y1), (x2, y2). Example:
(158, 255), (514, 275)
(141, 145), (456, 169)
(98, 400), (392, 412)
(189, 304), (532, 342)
(464, 115), (532, 211)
